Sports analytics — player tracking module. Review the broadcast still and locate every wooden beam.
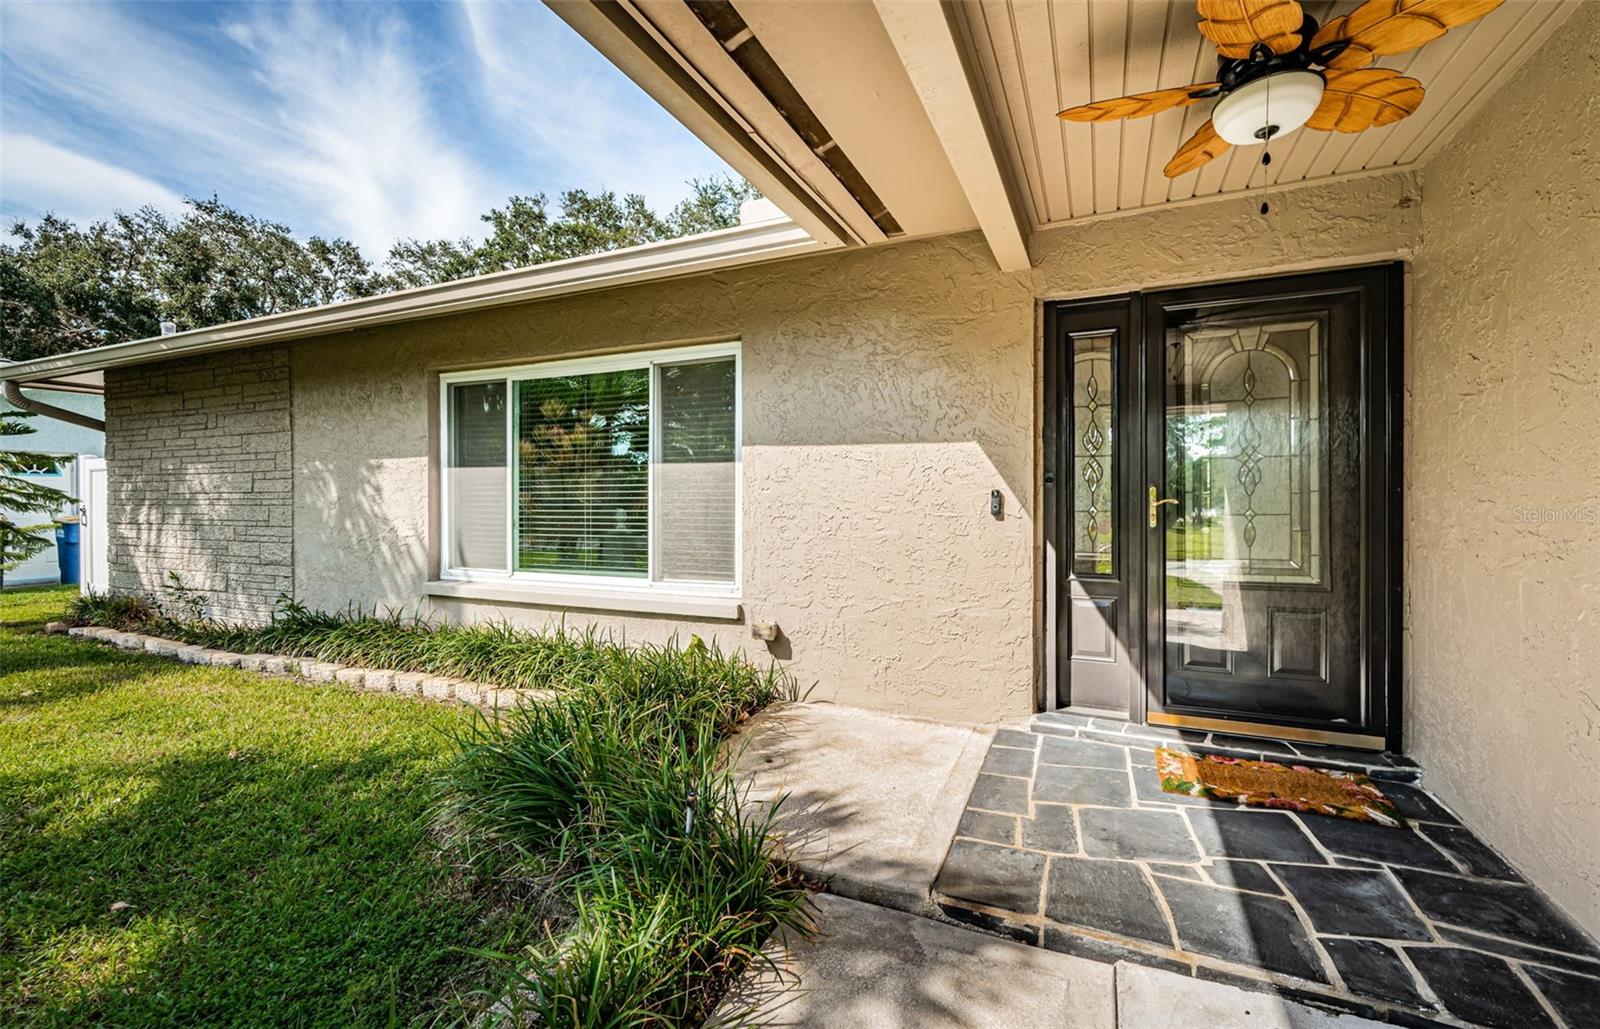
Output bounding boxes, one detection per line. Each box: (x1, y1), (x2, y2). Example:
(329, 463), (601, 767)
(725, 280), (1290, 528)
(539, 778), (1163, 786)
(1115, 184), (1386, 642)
(873, 0), (1032, 270)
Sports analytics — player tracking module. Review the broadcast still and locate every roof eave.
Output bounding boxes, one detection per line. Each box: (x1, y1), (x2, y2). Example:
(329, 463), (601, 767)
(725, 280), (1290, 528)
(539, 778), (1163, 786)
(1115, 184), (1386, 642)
(0, 216), (827, 391)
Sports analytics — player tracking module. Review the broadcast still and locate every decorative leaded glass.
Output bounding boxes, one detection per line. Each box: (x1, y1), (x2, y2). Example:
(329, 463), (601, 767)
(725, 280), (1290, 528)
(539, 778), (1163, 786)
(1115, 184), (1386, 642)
(1073, 332), (1115, 576)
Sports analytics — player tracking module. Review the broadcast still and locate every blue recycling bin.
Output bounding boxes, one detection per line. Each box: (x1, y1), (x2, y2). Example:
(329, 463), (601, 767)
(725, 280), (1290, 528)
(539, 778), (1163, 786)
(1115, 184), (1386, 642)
(55, 521), (81, 586)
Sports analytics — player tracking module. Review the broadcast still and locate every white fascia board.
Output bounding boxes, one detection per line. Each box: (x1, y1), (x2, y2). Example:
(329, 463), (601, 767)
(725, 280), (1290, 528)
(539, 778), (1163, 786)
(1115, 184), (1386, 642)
(873, 0), (1031, 272)
(0, 217), (826, 389)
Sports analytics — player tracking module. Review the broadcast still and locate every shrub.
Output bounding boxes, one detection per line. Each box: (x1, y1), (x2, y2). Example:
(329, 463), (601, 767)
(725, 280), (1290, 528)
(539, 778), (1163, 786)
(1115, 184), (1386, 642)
(444, 643), (805, 1025)
(67, 594), (619, 693)
(64, 591), (159, 632)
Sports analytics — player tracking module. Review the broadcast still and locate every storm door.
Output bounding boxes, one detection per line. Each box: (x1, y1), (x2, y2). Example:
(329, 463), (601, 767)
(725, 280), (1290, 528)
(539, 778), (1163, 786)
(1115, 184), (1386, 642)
(1047, 266), (1401, 749)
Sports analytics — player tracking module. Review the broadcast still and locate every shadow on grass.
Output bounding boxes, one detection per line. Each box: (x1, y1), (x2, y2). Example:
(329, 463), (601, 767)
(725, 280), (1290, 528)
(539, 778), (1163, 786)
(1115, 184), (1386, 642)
(1, 712), (525, 1026)
(0, 584), (78, 635)
(0, 638), (172, 710)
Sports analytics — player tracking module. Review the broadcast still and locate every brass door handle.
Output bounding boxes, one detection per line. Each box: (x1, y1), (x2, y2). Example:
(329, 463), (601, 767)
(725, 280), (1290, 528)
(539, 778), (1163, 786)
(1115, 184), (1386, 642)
(1148, 486), (1179, 527)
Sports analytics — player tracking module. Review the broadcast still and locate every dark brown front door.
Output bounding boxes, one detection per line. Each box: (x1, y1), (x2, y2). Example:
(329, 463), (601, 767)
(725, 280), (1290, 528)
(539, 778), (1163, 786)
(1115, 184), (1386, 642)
(1046, 266), (1402, 749)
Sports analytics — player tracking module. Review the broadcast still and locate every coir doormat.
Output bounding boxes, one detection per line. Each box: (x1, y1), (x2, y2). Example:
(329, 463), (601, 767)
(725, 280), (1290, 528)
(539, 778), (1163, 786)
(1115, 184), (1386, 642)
(1155, 747), (1404, 826)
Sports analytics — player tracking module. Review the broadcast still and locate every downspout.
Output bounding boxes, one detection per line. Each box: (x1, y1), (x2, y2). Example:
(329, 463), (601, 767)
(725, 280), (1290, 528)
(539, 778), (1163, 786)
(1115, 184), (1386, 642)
(1, 380), (106, 432)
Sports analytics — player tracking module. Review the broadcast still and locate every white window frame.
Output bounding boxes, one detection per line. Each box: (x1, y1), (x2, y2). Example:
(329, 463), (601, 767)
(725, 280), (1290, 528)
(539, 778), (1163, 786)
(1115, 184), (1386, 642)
(438, 340), (742, 601)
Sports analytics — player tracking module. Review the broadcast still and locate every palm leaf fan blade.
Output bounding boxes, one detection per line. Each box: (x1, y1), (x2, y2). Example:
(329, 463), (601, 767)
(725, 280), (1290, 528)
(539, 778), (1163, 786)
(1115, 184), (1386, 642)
(1164, 120), (1231, 177)
(1317, 0), (1505, 69)
(1197, 0), (1306, 58)
(1059, 83), (1221, 123)
(1306, 69), (1425, 132)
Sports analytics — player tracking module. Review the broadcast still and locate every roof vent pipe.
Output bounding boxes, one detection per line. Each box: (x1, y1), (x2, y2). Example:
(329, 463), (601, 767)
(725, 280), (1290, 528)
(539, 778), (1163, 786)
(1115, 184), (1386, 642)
(160, 320), (178, 336)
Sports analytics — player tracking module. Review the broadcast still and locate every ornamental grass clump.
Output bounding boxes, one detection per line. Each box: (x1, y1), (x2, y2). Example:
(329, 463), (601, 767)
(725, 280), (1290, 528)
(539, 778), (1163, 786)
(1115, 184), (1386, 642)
(442, 637), (807, 1026)
(68, 593), (620, 693)
(65, 589), (807, 1023)
(63, 591), (158, 632)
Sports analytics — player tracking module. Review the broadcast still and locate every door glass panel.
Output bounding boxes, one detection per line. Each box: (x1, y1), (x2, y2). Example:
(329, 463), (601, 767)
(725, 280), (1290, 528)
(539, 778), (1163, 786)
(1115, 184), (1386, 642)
(1165, 318), (1327, 657)
(1072, 331), (1115, 576)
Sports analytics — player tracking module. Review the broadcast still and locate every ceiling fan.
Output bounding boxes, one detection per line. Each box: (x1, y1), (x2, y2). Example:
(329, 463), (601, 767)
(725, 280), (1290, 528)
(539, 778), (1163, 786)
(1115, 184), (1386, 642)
(1058, 0), (1504, 177)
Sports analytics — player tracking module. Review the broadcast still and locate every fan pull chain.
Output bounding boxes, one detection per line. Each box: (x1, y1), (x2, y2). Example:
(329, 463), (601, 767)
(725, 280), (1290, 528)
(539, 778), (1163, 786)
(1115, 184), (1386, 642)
(1259, 76), (1272, 216)
(1260, 147), (1272, 216)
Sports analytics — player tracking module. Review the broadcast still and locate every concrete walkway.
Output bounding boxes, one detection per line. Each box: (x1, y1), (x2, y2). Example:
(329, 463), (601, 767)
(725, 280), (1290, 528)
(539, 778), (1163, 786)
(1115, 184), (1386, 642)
(732, 702), (991, 913)
(712, 893), (1385, 1028)
(713, 893), (1116, 1027)
(724, 703), (1390, 1028)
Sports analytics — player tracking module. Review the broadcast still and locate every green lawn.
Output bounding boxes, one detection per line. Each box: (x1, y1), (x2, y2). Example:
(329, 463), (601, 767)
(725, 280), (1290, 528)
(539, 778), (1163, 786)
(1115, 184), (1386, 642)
(0, 585), (532, 1027)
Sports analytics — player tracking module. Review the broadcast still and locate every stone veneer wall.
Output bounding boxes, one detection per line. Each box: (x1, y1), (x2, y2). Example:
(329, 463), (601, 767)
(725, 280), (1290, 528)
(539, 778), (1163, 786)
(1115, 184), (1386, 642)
(103, 344), (293, 621)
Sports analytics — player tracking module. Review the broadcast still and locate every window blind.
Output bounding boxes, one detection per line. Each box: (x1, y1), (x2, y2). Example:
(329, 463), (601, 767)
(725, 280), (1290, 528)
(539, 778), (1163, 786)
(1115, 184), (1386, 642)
(447, 381), (507, 571)
(515, 369), (650, 578)
(656, 358), (737, 583)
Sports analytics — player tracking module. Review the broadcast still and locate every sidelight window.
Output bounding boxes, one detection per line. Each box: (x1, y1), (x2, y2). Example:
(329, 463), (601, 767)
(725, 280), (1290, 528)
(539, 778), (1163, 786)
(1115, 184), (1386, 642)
(1072, 331), (1116, 576)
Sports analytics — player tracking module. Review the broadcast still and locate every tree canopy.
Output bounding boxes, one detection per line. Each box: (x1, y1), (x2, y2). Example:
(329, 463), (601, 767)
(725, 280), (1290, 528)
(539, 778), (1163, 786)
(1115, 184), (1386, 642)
(1, 176), (759, 362)
(385, 178), (757, 288)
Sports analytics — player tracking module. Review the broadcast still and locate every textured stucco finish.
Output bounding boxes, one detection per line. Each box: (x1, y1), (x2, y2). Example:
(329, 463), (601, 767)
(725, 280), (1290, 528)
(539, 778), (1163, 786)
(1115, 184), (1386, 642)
(104, 345), (293, 621)
(94, 33), (1600, 943)
(1409, 5), (1600, 938)
(291, 171), (1421, 725)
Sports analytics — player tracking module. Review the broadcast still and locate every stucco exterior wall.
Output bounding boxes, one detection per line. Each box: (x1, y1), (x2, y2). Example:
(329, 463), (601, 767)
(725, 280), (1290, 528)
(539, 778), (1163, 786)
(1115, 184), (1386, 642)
(291, 170), (1421, 725)
(1409, 4), (1600, 938)
(104, 346), (294, 621)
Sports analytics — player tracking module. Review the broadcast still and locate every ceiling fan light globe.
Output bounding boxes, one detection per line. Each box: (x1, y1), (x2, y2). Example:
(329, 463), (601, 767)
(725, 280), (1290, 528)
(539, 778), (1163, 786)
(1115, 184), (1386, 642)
(1212, 71), (1325, 146)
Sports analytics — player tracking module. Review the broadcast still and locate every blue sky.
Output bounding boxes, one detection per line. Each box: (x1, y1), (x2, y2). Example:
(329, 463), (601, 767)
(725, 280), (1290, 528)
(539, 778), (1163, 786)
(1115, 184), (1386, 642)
(0, 1), (737, 257)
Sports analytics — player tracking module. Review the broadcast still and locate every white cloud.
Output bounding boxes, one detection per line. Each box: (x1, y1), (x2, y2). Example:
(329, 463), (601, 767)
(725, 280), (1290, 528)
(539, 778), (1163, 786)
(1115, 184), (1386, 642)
(221, 4), (489, 253)
(1, 133), (185, 226)
(0, 1), (738, 255)
(1, 2), (487, 252)
(461, 3), (733, 211)
(0, 2), (279, 172)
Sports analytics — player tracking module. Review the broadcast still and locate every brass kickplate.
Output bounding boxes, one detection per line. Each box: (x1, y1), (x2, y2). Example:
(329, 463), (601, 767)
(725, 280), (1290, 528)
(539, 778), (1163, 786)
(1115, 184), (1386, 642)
(1147, 711), (1385, 751)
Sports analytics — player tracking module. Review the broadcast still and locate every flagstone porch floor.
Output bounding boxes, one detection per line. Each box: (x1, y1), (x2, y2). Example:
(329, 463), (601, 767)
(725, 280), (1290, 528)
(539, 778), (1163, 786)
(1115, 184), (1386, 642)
(932, 711), (1600, 1029)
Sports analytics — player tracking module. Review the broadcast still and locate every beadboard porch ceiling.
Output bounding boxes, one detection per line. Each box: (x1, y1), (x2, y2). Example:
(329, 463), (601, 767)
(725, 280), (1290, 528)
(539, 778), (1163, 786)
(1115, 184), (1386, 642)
(554, 0), (1579, 266)
(953, 0), (1581, 228)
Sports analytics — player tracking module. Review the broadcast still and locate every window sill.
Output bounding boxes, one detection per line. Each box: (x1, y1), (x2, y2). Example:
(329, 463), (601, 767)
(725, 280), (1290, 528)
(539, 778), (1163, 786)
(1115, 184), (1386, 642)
(423, 580), (743, 621)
